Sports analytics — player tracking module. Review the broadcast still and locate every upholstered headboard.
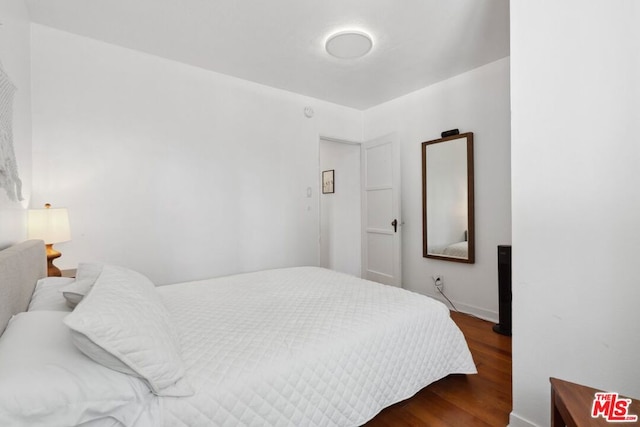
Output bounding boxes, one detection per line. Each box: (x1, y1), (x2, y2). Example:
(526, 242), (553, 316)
(0, 240), (47, 334)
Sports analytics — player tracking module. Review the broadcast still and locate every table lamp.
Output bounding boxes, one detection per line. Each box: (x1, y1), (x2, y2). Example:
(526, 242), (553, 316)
(28, 203), (71, 277)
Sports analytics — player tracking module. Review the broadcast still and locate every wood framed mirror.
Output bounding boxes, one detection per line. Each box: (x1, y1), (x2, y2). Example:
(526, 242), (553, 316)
(421, 132), (475, 263)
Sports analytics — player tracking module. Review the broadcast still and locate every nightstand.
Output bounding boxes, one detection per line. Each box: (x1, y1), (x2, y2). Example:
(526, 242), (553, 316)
(61, 268), (77, 278)
(550, 377), (640, 426)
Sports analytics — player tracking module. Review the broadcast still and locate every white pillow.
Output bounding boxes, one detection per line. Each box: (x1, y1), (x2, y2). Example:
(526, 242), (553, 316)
(63, 264), (193, 397)
(0, 311), (158, 427)
(60, 262), (103, 308)
(28, 277), (75, 312)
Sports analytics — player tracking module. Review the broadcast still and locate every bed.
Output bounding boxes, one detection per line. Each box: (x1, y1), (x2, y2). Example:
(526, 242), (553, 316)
(440, 241), (469, 258)
(0, 240), (476, 426)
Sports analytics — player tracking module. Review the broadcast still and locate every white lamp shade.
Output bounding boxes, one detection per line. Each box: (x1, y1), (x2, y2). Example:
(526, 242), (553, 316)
(28, 207), (71, 244)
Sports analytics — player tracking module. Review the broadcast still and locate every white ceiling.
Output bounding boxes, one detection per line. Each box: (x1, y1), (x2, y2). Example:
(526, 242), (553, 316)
(25, 0), (510, 110)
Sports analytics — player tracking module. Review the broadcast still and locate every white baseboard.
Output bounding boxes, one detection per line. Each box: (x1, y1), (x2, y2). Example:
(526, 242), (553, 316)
(426, 292), (499, 323)
(508, 412), (539, 427)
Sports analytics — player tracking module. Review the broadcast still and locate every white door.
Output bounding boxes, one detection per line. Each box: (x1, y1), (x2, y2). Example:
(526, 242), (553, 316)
(361, 134), (401, 287)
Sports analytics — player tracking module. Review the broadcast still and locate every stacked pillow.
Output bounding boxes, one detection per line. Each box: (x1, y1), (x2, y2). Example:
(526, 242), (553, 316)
(28, 276), (75, 312)
(60, 263), (103, 308)
(0, 311), (155, 426)
(2, 264), (192, 425)
(63, 264), (193, 397)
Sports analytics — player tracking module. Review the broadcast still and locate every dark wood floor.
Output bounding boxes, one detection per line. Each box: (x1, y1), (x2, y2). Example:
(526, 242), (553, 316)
(364, 311), (512, 426)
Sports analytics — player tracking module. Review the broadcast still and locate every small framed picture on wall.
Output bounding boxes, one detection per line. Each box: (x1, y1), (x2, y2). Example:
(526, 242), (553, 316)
(322, 170), (335, 194)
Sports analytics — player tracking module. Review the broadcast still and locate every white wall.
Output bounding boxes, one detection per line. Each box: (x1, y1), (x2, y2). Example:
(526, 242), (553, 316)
(510, 2), (640, 426)
(30, 25), (363, 285)
(319, 139), (361, 277)
(0, 0), (31, 247)
(364, 58), (511, 321)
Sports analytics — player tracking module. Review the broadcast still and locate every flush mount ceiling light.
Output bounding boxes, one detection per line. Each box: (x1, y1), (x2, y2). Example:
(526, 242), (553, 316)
(325, 31), (373, 59)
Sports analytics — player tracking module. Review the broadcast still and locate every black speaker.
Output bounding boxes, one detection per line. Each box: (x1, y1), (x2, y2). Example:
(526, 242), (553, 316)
(493, 245), (512, 336)
(441, 129), (460, 138)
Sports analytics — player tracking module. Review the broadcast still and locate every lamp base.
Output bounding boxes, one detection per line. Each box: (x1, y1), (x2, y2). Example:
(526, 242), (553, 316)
(45, 244), (62, 277)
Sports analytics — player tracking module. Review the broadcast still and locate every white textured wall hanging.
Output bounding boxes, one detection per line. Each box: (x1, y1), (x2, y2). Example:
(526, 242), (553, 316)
(0, 61), (22, 201)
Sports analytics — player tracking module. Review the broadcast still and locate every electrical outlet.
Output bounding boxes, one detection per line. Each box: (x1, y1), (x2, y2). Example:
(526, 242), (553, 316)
(433, 275), (444, 291)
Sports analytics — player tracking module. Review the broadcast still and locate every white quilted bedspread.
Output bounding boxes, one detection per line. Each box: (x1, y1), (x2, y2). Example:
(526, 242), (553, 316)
(157, 267), (476, 427)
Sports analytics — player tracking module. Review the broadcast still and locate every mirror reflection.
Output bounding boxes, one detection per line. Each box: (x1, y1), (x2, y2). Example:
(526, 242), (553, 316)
(422, 132), (474, 263)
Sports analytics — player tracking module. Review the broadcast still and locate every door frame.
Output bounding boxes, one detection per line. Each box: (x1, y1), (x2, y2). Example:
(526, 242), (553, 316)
(318, 135), (363, 276)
